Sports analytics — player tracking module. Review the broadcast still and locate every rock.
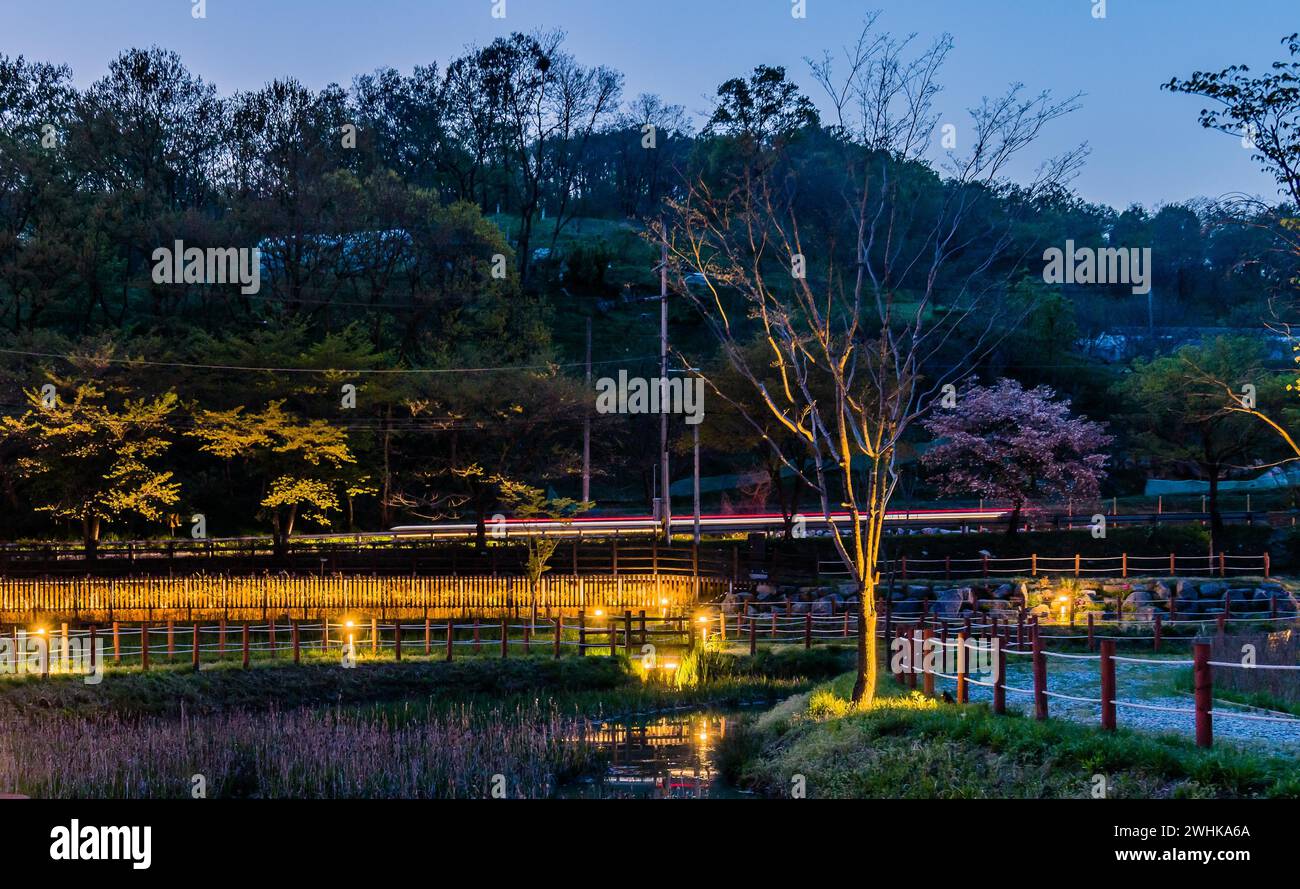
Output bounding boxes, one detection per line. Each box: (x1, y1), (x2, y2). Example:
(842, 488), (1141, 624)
(1176, 579), (1196, 600)
(1124, 590), (1154, 607)
(1226, 588), (1254, 603)
(1153, 580), (1172, 600)
(810, 598), (833, 616)
(1198, 581), (1225, 599)
(1133, 605), (1166, 622)
(933, 588), (965, 618)
(990, 583), (1013, 599)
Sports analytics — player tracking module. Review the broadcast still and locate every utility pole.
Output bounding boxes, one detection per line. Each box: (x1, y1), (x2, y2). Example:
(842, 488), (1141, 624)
(660, 222), (671, 543)
(693, 417), (701, 545)
(582, 316), (591, 503)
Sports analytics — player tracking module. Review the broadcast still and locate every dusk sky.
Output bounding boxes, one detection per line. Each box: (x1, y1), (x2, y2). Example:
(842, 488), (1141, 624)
(2, 0), (1297, 209)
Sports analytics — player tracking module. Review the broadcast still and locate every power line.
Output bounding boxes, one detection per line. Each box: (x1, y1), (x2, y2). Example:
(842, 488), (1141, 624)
(0, 347), (656, 376)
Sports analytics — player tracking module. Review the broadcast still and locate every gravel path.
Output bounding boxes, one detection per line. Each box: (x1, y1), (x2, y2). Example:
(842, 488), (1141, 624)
(925, 648), (1300, 753)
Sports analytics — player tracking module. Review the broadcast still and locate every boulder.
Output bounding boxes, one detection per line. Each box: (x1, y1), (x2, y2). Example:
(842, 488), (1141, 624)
(1133, 605), (1166, 622)
(933, 588), (965, 618)
(1198, 581), (1225, 599)
(1153, 580), (1172, 600)
(1226, 587), (1254, 603)
(1124, 589), (1155, 608)
(990, 583), (1013, 600)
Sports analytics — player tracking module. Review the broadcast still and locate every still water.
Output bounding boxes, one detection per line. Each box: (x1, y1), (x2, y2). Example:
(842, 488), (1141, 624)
(559, 708), (750, 799)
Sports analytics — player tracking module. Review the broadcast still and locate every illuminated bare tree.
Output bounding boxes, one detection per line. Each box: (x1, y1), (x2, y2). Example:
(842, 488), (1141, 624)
(662, 18), (1083, 705)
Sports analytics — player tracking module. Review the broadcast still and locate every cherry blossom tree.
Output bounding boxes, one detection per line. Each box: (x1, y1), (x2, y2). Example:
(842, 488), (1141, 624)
(920, 379), (1112, 535)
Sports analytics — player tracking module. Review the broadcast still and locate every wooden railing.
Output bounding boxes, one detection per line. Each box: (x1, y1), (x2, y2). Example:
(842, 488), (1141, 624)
(0, 573), (726, 622)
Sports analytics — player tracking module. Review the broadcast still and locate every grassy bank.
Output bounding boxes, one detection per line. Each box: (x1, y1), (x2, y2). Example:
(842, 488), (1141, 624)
(717, 673), (1300, 799)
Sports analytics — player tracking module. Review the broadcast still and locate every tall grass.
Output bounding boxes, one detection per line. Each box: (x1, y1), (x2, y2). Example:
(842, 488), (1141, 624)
(0, 700), (596, 798)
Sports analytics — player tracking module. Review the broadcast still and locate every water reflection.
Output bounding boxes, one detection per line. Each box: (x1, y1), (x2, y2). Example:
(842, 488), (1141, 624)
(561, 710), (739, 798)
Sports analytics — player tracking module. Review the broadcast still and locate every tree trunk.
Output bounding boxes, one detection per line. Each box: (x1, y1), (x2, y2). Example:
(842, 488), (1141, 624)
(82, 514), (99, 561)
(1207, 466), (1224, 557)
(1005, 501), (1023, 538)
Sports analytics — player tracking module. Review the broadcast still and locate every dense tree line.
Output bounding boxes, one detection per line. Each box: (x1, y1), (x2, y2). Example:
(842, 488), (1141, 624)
(0, 28), (1297, 553)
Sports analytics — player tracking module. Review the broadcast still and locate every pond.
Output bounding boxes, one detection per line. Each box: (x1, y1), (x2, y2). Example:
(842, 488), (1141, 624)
(558, 707), (751, 799)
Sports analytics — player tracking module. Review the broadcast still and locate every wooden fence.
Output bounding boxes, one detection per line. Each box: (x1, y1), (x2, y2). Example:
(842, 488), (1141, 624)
(0, 573), (724, 622)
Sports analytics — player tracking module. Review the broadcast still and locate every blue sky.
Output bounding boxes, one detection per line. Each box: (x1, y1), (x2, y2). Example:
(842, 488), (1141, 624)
(2, 0), (1296, 209)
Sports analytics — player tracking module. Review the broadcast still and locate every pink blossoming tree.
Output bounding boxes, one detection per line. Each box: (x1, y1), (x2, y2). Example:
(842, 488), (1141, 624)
(921, 379), (1112, 535)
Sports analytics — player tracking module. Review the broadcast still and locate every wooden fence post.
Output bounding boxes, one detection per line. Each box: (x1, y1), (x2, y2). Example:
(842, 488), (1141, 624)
(1193, 641), (1213, 749)
(141, 622), (150, 672)
(292, 620), (300, 664)
(1121, 552), (1128, 578)
(371, 617), (378, 656)
(167, 619), (175, 659)
(446, 618), (454, 662)
(112, 621), (121, 665)
(424, 618), (431, 656)
(992, 632), (1006, 715)
(1032, 620), (1047, 721)
(624, 610), (633, 657)
(395, 619), (403, 661)
(578, 610), (586, 657)
(804, 614), (812, 650)
(241, 622), (250, 669)
(1100, 639), (1116, 731)
(1087, 612), (1095, 651)
(1153, 613), (1163, 653)
(904, 627), (916, 688)
(192, 623), (200, 672)
(554, 615), (562, 659)
(922, 628), (935, 697)
(89, 625), (97, 672)
(748, 612), (757, 657)
(268, 618), (276, 657)
(956, 630), (969, 704)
